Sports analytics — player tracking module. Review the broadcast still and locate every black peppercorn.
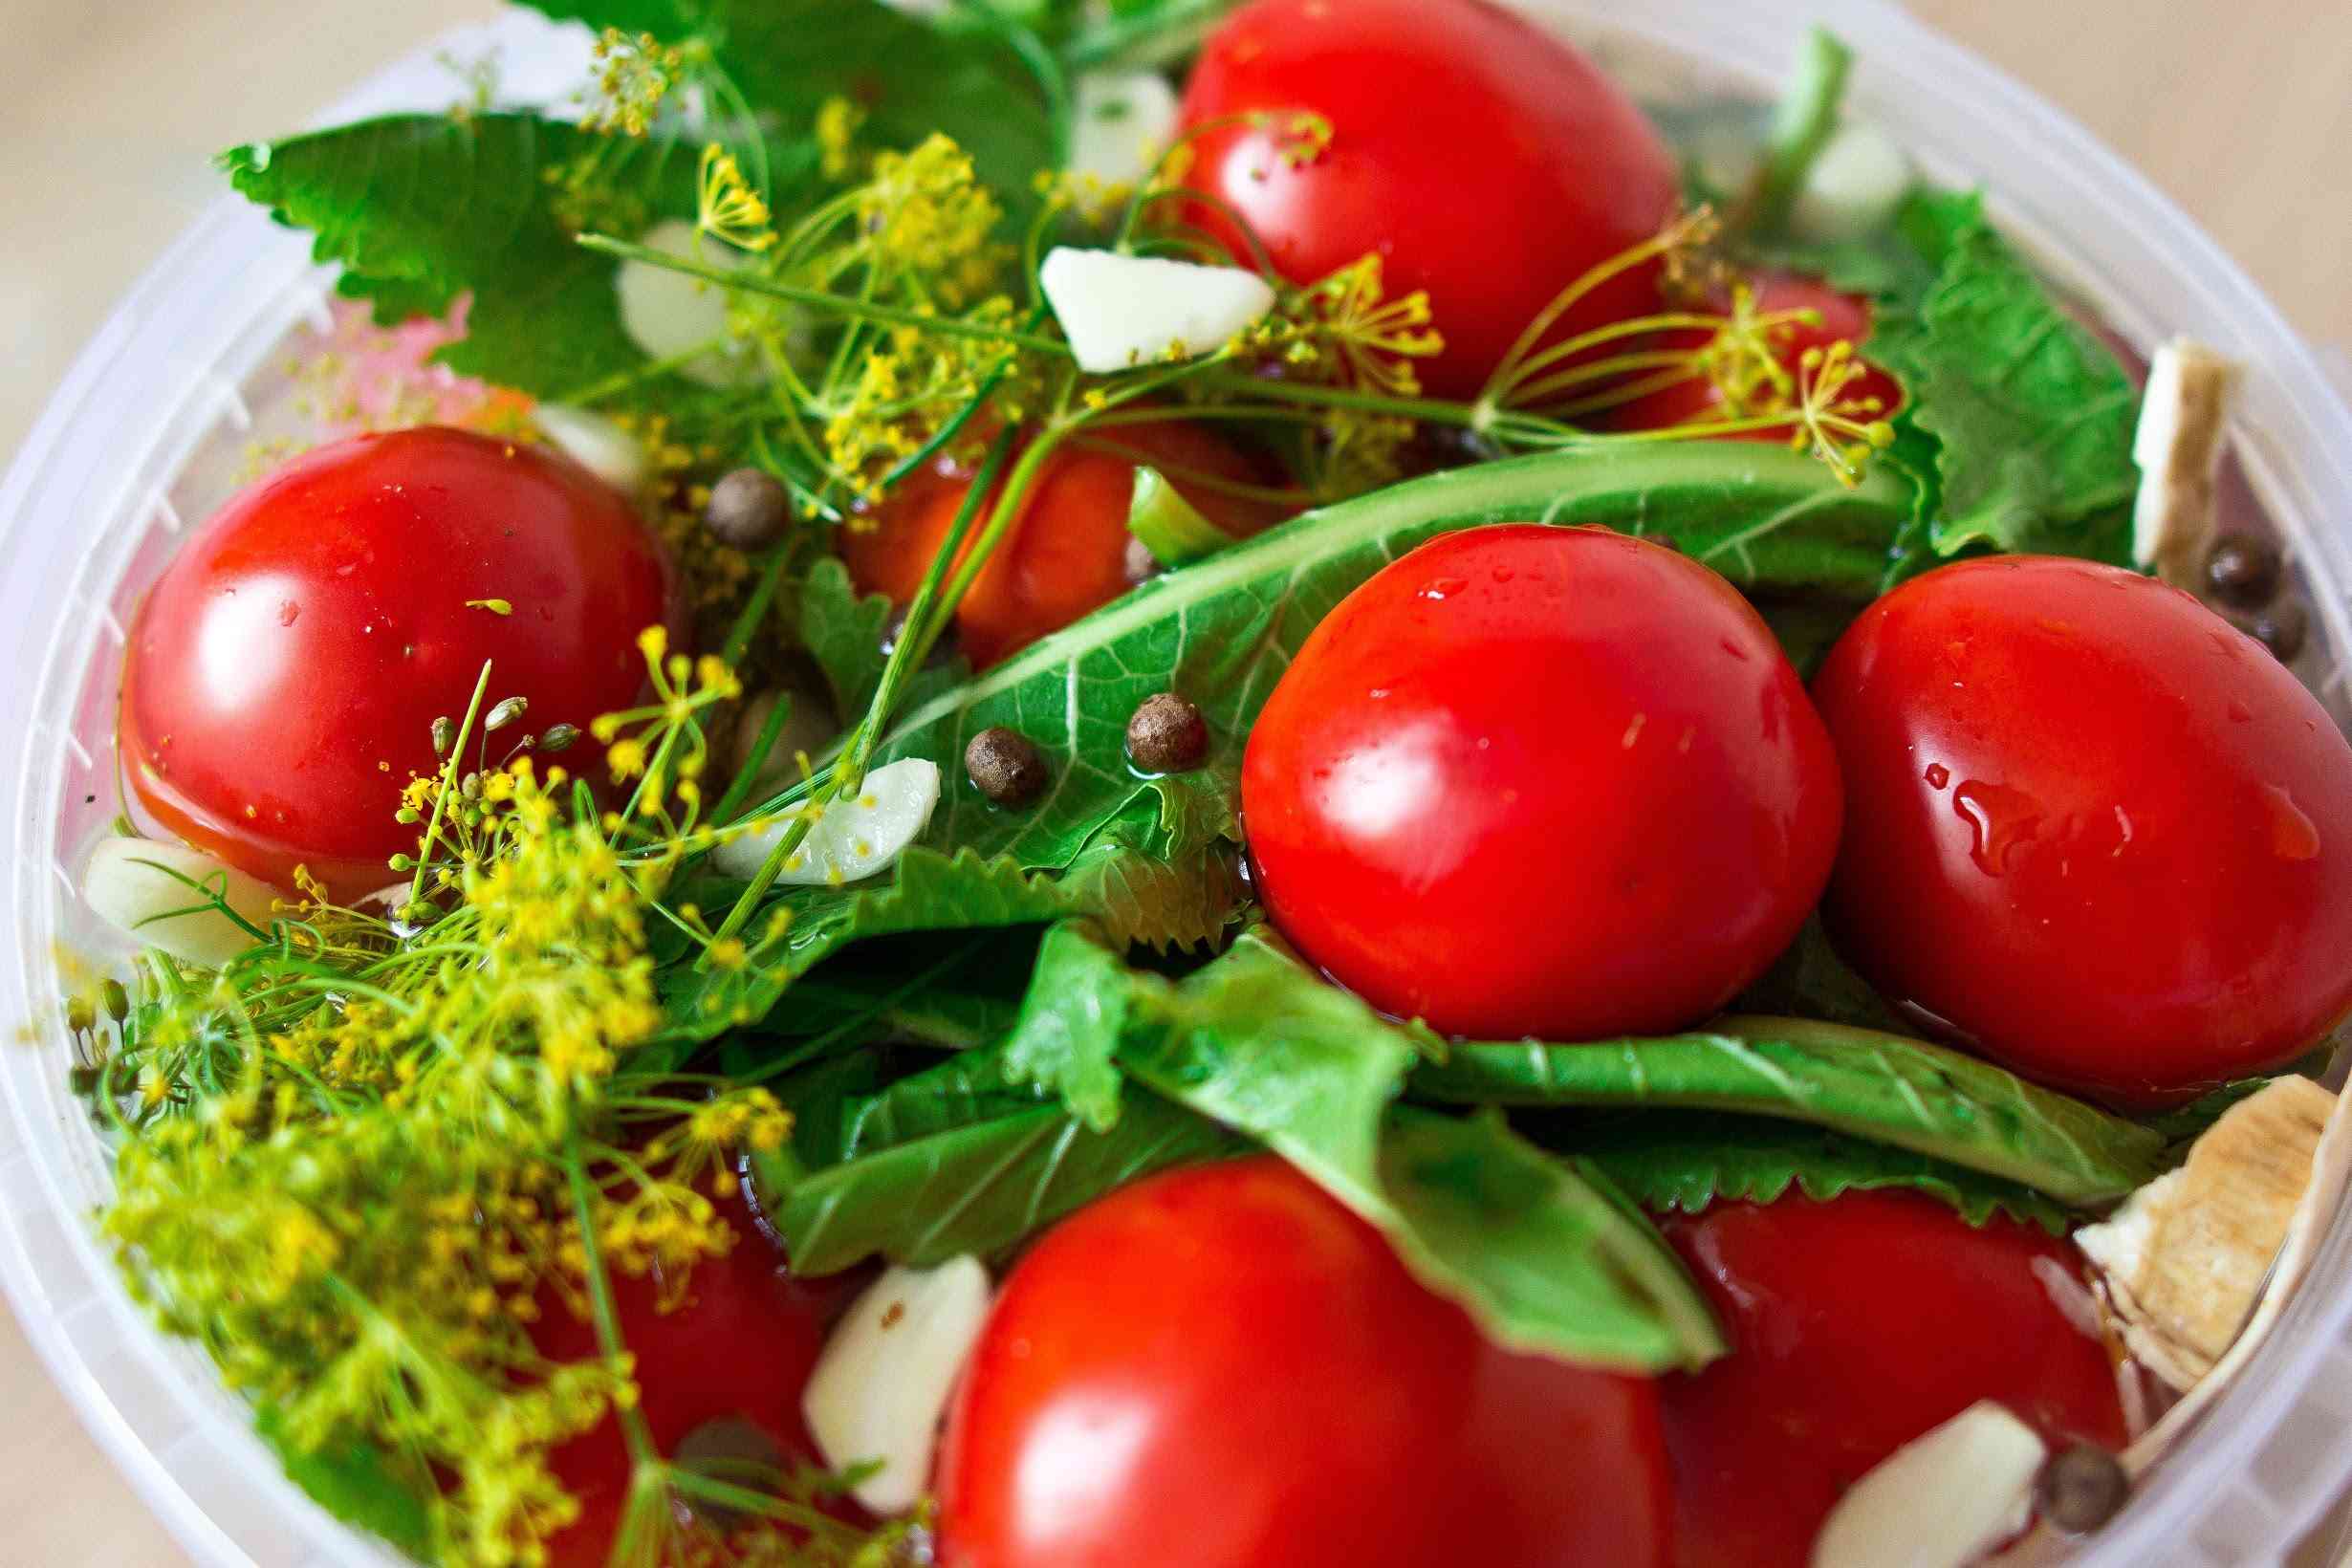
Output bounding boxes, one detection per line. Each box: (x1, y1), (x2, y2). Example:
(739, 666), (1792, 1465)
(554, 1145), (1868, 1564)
(2036, 1443), (2129, 1535)
(966, 726), (1050, 806)
(2247, 598), (2309, 664)
(705, 468), (790, 550)
(2204, 534), (2283, 609)
(1126, 692), (1209, 773)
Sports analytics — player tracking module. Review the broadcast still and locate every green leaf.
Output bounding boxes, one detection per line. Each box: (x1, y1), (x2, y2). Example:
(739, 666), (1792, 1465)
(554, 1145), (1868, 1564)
(659, 813), (1244, 1042)
(1013, 925), (1725, 1371)
(515, 0), (1058, 200)
(254, 1404), (436, 1561)
(779, 444), (1911, 881)
(755, 1054), (1240, 1272)
(1732, 914), (1907, 1033)
(1866, 192), (2142, 559)
(997, 921), (1133, 1130)
(224, 115), (700, 401)
(1411, 1015), (2166, 1205)
(798, 555), (896, 720)
(1572, 1113), (2072, 1234)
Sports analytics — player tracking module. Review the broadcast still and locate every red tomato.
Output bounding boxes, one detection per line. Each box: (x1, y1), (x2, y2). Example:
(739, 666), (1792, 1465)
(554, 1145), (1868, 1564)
(1175, 0), (1680, 400)
(535, 1189), (851, 1567)
(839, 421), (1286, 670)
(120, 426), (676, 899)
(1241, 525), (1841, 1040)
(1812, 556), (2352, 1104)
(1657, 1191), (2126, 1568)
(1608, 270), (1903, 436)
(936, 1157), (1672, 1568)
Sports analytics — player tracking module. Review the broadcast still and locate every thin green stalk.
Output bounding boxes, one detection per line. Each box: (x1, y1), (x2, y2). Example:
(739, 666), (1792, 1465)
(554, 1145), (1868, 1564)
(564, 1143), (657, 1466)
(405, 663), (494, 905)
(1741, 26), (1854, 236)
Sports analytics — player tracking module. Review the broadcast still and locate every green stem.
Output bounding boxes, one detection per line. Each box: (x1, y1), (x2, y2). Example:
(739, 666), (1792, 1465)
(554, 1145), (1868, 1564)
(405, 663), (494, 906)
(709, 689), (795, 828)
(578, 234), (1074, 359)
(553, 334), (730, 408)
(564, 1142), (658, 1467)
(1741, 26), (1854, 236)
(720, 540), (795, 670)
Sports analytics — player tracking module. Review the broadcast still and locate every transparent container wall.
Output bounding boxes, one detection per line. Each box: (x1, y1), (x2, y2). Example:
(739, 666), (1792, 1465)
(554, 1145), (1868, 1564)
(1, 6), (2349, 1567)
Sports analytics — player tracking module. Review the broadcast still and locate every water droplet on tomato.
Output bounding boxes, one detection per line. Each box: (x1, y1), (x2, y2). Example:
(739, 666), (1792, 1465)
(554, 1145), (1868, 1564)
(2113, 806), (2134, 856)
(1719, 638), (1750, 663)
(2228, 699), (2253, 723)
(1492, 566), (1514, 582)
(1952, 780), (2044, 876)
(2262, 783), (2321, 860)
(1621, 713), (1646, 749)
(277, 600), (299, 627)
(1924, 763), (1950, 790)
(1418, 577), (1468, 601)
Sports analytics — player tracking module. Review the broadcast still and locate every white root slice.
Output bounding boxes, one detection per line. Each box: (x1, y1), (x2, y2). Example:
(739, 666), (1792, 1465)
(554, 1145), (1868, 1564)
(614, 219), (766, 388)
(1067, 70), (1181, 194)
(802, 1257), (992, 1515)
(1040, 248), (1276, 375)
(1789, 121), (1913, 244)
(531, 403), (651, 498)
(711, 757), (940, 885)
(2077, 1076), (2334, 1391)
(2131, 338), (2244, 588)
(1811, 1401), (2046, 1568)
(83, 838), (281, 969)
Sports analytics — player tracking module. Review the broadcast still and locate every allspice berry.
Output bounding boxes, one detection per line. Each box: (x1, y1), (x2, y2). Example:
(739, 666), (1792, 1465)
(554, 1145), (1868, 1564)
(966, 726), (1050, 807)
(2247, 597), (2310, 664)
(705, 467), (790, 550)
(2204, 534), (2283, 609)
(2036, 1443), (2129, 1535)
(1126, 692), (1209, 773)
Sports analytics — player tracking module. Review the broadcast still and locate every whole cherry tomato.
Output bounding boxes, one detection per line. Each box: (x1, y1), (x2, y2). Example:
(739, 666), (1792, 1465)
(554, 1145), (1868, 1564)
(1656, 1190), (2126, 1568)
(120, 426), (676, 899)
(935, 1156), (1673, 1568)
(534, 1188), (853, 1568)
(1242, 525), (1841, 1040)
(1812, 556), (2352, 1105)
(1175, 0), (1681, 400)
(1606, 270), (1903, 436)
(839, 421), (1285, 670)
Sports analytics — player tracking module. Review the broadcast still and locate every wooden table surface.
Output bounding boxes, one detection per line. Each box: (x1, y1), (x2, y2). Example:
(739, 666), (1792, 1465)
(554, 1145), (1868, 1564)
(2, 1), (2347, 1562)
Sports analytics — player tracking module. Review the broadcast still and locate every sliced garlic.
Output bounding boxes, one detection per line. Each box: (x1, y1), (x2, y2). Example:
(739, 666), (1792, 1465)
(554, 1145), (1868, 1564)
(1811, 1401), (2046, 1568)
(2130, 338), (2243, 588)
(1040, 248), (1276, 375)
(531, 403), (650, 498)
(1067, 70), (1181, 194)
(802, 1257), (992, 1515)
(82, 838), (280, 969)
(712, 757), (940, 884)
(614, 219), (766, 388)
(1788, 121), (1913, 244)
(2077, 1075), (2333, 1390)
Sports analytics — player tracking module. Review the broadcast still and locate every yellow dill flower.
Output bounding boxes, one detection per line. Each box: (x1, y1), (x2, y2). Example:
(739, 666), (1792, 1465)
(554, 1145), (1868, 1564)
(816, 95), (866, 181)
(582, 27), (683, 138)
(695, 142), (776, 252)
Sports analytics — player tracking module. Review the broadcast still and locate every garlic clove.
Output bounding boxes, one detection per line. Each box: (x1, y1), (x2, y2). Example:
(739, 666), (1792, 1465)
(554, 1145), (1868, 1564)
(802, 1257), (992, 1515)
(1788, 121), (1913, 244)
(83, 838), (281, 969)
(1811, 1400), (2047, 1568)
(531, 403), (651, 498)
(1040, 248), (1276, 375)
(1067, 70), (1181, 193)
(614, 219), (766, 388)
(2130, 338), (2243, 589)
(712, 757), (940, 885)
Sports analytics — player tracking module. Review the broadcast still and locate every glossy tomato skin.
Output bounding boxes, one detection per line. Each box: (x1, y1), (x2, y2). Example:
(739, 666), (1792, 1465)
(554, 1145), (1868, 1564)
(1657, 1191), (2125, 1568)
(1176, 0), (1680, 400)
(1607, 270), (1903, 437)
(1813, 556), (2352, 1105)
(839, 421), (1286, 670)
(1242, 525), (1841, 1040)
(936, 1156), (1672, 1568)
(120, 426), (676, 899)
(536, 1188), (853, 1568)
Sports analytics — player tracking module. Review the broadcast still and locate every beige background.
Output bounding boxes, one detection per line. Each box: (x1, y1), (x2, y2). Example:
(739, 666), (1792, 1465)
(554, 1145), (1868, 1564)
(1, 0), (2347, 1563)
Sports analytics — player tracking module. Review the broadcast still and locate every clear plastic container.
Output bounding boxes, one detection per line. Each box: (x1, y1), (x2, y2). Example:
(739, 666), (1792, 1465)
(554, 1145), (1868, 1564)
(3, 5), (2349, 1565)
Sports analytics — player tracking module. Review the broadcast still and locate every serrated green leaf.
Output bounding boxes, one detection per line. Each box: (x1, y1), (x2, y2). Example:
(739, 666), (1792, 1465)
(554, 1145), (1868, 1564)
(224, 115), (700, 402)
(798, 555), (895, 719)
(1412, 1015), (2166, 1205)
(254, 1404), (437, 1561)
(997, 921), (1132, 1130)
(1571, 1113), (2073, 1234)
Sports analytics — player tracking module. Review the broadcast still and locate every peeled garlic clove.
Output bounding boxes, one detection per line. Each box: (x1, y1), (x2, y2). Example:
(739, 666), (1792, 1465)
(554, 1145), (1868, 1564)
(713, 758), (940, 884)
(1788, 121), (1913, 244)
(802, 1257), (992, 1515)
(1040, 248), (1275, 374)
(2076, 1075), (2333, 1389)
(2131, 338), (2242, 589)
(614, 219), (766, 388)
(1067, 70), (1181, 193)
(532, 403), (650, 498)
(1811, 1401), (2046, 1568)
(83, 838), (280, 969)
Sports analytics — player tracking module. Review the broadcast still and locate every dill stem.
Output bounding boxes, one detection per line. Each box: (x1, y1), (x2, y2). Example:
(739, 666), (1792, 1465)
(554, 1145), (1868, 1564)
(577, 234), (1075, 359)
(406, 663), (494, 907)
(565, 1142), (659, 1467)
